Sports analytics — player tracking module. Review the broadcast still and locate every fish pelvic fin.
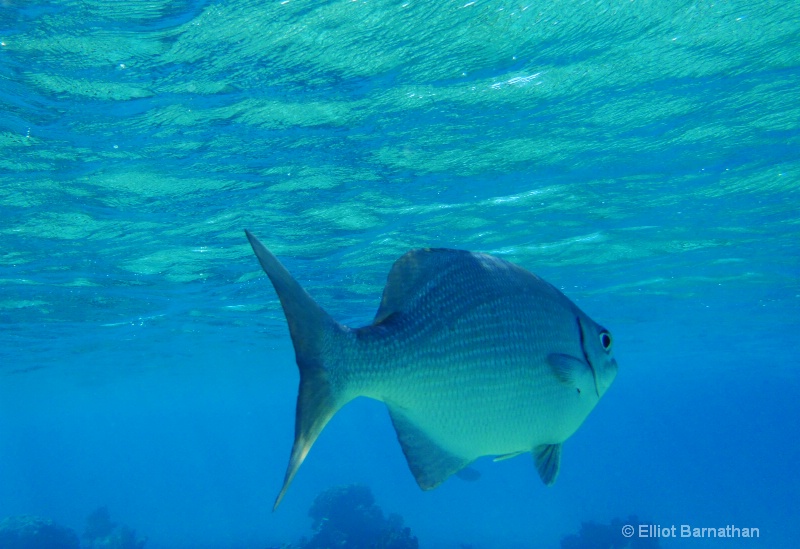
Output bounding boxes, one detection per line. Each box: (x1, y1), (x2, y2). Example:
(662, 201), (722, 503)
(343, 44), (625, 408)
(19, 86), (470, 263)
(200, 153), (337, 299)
(533, 443), (562, 485)
(493, 451), (525, 462)
(244, 231), (347, 511)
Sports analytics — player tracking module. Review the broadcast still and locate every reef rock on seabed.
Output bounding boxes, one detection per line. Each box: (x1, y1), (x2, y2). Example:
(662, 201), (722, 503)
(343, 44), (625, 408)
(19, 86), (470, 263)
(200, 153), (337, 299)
(274, 485), (418, 549)
(83, 506), (146, 549)
(0, 515), (80, 549)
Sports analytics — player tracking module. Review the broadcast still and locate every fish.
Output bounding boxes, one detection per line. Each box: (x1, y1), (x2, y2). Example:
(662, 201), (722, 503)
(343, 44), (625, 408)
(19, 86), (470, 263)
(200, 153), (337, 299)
(244, 230), (618, 510)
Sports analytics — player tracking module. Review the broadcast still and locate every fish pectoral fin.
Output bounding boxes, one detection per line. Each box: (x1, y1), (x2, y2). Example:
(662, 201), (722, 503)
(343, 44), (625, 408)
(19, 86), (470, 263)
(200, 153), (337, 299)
(547, 353), (590, 386)
(493, 451), (525, 462)
(387, 405), (472, 490)
(533, 443), (562, 485)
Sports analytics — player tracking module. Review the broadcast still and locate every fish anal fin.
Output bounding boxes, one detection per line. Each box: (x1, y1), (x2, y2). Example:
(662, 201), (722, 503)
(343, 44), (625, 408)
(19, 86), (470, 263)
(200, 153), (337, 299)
(547, 353), (589, 386)
(493, 451), (525, 462)
(455, 467), (481, 482)
(533, 443), (562, 485)
(387, 406), (472, 490)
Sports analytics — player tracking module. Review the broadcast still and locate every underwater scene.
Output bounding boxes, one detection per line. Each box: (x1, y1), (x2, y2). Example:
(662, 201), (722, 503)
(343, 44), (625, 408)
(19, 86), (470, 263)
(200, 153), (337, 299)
(0, 0), (798, 548)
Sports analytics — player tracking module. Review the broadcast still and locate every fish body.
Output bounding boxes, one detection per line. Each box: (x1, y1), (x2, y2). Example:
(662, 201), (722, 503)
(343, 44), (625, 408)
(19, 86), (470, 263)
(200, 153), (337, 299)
(244, 231), (618, 510)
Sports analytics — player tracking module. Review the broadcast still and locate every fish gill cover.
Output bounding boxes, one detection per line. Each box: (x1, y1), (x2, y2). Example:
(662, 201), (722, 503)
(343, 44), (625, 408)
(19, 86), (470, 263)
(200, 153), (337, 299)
(0, 0), (798, 548)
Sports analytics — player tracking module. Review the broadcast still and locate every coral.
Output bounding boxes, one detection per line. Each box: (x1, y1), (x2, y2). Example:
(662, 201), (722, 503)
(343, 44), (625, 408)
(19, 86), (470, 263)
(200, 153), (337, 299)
(83, 507), (146, 549)
(84, 506), (116, 541)
(561, 516), (660, 549)
(302, 484), (418, 549)
(0, 515), (80, 549)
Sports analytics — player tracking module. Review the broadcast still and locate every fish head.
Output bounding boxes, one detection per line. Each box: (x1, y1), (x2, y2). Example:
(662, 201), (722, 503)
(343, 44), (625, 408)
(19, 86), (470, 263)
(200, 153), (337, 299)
(578, 315), (618, 398)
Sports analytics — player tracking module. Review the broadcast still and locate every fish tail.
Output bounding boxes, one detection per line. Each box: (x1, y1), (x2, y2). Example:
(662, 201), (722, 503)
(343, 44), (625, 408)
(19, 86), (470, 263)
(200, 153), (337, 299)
(245, 230), (348, 511)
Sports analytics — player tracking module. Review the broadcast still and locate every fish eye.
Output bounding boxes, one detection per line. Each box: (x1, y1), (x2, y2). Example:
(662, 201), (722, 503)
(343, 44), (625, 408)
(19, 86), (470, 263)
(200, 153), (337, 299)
(600, 332), (612, 351)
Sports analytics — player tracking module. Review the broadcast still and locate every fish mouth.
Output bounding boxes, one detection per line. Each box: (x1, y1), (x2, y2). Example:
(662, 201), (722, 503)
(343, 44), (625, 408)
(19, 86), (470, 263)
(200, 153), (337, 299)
(599, 358), (619, 396)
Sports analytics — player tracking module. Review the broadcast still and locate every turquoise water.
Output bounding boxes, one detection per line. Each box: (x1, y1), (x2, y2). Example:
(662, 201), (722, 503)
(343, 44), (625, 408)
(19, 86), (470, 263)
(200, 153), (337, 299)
(1, 0), (798, 547)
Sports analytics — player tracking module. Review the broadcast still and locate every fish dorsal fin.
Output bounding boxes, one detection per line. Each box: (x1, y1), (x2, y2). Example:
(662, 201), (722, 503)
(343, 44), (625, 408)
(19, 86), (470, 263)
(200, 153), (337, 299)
(533, 443), (562, 485)
(373, 248), (475, 324)
(372, 248), (551, 325)
(386, 405), (472, 490)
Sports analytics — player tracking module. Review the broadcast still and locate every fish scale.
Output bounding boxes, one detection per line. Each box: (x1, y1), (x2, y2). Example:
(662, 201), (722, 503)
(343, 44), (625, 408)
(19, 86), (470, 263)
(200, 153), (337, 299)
(351, 299), (577, 456)
(244, 231), (618, 510)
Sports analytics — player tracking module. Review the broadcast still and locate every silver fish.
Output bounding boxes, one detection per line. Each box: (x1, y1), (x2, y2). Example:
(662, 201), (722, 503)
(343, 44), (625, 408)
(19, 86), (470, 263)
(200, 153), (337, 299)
(245, 230), (618, 510)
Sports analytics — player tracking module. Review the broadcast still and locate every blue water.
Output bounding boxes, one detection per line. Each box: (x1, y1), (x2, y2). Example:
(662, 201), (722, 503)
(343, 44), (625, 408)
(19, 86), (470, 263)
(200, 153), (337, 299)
(1, 0), (799, 547)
